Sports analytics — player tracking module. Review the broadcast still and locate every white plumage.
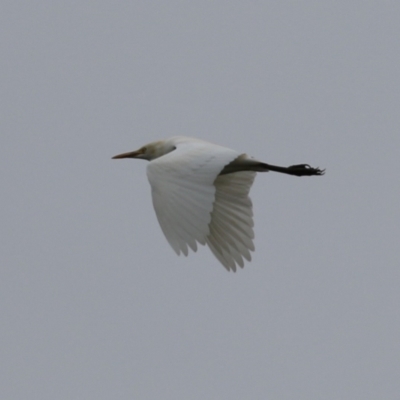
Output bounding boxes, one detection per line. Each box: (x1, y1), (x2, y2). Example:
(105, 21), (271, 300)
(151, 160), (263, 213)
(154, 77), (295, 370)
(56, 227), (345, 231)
(113, 136), (324, 271)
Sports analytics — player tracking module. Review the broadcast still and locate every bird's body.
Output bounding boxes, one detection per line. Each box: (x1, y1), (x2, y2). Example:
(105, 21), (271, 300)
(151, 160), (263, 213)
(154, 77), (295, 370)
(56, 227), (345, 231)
(113, 136), (324, 271)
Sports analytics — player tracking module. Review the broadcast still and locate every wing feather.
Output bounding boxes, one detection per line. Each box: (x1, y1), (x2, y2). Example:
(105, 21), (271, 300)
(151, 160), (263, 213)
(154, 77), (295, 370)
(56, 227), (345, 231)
(206, 171), (256, 271)
(147, 140), (239, 257)
(146, 138), (257, 271)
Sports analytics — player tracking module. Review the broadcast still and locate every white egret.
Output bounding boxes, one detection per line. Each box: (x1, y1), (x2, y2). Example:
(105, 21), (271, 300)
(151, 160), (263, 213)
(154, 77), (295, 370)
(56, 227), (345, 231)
(113, 136), (324, 271)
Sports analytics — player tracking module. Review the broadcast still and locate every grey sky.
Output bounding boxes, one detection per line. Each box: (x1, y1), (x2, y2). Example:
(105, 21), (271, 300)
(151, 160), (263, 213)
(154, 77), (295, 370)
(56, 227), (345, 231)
(1, 1), (399, 399)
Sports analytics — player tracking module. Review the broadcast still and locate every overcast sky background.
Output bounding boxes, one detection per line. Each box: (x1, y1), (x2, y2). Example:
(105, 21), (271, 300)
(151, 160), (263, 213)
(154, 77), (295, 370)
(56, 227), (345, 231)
(1, 2), (400, 399)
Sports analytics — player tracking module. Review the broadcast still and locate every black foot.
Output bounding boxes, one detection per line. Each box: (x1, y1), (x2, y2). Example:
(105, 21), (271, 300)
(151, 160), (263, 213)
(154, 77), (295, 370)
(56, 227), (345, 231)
(287, 164), (325, 177)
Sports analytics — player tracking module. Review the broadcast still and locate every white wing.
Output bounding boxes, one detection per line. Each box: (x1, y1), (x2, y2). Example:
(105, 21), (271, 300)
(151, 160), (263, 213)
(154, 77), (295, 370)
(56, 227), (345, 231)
(146, 138), (256, 271)
(206, 171), (256, 272)
(147, 140), (239, 255)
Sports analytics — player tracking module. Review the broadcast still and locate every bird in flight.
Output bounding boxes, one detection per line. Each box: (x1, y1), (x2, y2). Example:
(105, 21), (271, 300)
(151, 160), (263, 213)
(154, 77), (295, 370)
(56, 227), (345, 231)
(113, 136), (324, 271)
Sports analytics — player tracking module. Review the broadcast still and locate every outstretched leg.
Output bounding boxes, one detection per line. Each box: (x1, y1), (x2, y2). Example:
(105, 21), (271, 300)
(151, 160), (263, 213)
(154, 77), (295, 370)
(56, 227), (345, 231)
(260, 163), (325, 177)
(219, 155), (325, 177)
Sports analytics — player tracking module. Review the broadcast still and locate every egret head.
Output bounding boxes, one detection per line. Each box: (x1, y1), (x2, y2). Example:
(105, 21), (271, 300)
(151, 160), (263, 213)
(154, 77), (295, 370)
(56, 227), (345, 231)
(112, 140), (176, 161)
